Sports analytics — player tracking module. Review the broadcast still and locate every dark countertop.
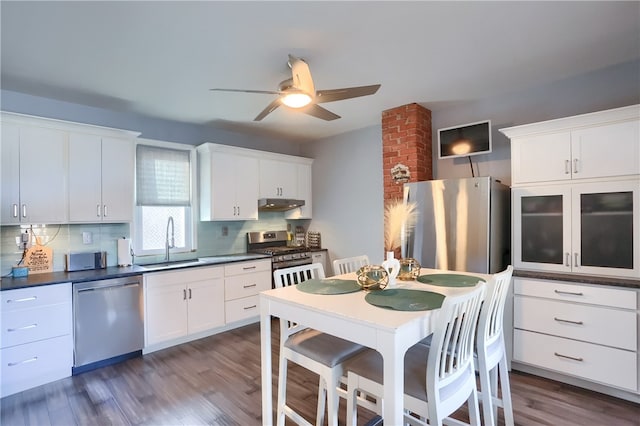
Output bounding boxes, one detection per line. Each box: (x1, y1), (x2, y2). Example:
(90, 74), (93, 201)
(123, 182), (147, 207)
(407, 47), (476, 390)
(1, 253), (271, 291)
(514, 269), (640, 289)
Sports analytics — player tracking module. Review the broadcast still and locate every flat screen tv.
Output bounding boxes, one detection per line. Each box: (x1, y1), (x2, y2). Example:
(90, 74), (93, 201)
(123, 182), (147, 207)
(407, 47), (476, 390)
(438, 120), (492, 159)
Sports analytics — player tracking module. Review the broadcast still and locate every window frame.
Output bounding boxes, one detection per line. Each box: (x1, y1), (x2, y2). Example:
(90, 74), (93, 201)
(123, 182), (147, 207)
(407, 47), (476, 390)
(132, 138), (198, 257)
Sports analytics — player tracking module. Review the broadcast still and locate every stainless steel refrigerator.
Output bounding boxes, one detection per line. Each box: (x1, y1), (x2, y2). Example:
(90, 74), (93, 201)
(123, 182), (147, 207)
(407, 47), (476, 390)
(403, 177), (510, 274)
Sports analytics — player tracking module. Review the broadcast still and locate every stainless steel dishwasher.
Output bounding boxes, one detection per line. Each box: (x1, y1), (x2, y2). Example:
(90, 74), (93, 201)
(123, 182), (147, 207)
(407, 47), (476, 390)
(72, 275), (143, 374)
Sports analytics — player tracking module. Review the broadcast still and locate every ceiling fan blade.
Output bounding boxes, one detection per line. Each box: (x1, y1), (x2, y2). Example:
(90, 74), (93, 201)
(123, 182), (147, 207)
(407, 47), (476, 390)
(254, 98), (282, 121)
(210, 88), (280, 95)
(315, 84), (381, 103)
(300, 104), (341, 121)
(288, 54), (315, 96)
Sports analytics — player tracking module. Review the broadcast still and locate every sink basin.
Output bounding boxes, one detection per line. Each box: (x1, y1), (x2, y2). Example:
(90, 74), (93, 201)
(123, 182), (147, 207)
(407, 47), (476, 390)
(138, 259), (204, 271)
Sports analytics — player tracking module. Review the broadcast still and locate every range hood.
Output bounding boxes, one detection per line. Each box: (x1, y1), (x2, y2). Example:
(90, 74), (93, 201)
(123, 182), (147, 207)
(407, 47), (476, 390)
(258, 198), (305, 212)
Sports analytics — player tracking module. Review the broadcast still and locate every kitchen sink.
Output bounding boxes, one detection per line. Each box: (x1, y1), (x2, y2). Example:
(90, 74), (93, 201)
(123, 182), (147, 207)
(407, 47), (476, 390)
(138, 259), (205, 271)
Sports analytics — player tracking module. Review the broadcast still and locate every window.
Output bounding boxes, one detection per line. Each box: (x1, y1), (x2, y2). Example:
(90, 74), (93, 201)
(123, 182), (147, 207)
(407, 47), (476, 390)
(134, 143), (195, 256)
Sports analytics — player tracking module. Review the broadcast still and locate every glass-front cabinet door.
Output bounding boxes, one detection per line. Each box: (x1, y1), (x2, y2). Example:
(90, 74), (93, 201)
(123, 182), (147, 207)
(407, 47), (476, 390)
(572, 180), (639, 278)
(513, 186), (571, 273)
(513, 180), (640, 278)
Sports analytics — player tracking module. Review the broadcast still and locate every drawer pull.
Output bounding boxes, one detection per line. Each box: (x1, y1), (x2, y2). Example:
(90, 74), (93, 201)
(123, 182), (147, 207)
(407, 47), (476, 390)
(6, 296), (37, 304)
(242, 266), (257, 270)
(243, 304), (257, 310)
(7, 323), (37, 332)
(554, 317), (584, 325)
(243, 283), (257, 289)
(554, 289), (583, 296)
(8, 356), (38, 367)
(554, 352), (583, 362)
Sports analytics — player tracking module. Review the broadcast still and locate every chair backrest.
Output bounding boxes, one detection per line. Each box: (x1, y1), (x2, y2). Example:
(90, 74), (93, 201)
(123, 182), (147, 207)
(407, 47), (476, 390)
(273, 262), (325, 288)
(478, 265), (514, 349)
(427, 282), (486, 408)
(332, 255), (370, 275)
(273, 263), (326, 340)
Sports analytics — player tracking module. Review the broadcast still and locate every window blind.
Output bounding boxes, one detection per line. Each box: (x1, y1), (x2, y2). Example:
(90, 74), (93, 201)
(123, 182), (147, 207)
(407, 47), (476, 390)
(136, 145), (191, 206)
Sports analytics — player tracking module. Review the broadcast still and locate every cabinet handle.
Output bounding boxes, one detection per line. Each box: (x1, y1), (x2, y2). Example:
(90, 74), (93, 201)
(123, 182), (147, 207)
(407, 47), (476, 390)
(242, 266), (257, 270)
(103, 205), (108, 217)
(237, 206), (240, 216)
(22, 204), (27, 218)
(243, 304), (257, 310)
(554, 289), (583, 296)
(554, 352), (583, 362)
(573, 158), (579, 174)
(183, 289), (187, 300)
(97, 204), (101, 217)
(574, 253), (580, 267)
(8, 356), (38, 367)
(243, 283), (257, 288)
(565, 252), (570, 267)
(564, 160), (570, 174)
(554, 317), (584, 325)
(12, 204), (18, 218)
(6, 296), (37, 304)
(7, 323), (37, 332)
(188, 288), (192, 299)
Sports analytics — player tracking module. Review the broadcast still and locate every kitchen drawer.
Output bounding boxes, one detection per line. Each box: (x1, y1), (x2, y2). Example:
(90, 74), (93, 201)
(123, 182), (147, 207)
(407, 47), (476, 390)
(513, 278), (637, 310)
(225, 295), (260, 324)
(1, 301), (71, 348)
(0, 334), (73, 398)
(225, 259), (271, 277)
(1, 282), (71, 313)
(514, 296), (636, 350)
(225, 270), (271, 301)
(513, 329), (637, 391)
(145, 265), (223, 287)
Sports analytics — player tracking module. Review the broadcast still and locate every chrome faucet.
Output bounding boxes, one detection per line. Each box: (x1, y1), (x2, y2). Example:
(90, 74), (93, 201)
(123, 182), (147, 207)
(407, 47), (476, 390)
(165, 216), (175, 262)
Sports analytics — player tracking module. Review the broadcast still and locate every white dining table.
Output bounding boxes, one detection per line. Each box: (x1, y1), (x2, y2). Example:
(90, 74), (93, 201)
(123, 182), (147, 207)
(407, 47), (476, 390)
(259, 268), (490, 426)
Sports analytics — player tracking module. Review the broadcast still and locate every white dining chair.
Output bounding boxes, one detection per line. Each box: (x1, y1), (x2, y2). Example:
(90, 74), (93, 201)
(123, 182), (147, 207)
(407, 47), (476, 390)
(476, 266), (514, 426)
(273, 263), (366, 426)
(343, 282), (487, 426)
(332, 255), (370, 275)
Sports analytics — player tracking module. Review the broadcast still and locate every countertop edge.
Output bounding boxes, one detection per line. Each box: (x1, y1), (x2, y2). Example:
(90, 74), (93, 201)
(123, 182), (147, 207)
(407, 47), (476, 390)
(1, 253), (271, 291)
(513, 269), (640, 289)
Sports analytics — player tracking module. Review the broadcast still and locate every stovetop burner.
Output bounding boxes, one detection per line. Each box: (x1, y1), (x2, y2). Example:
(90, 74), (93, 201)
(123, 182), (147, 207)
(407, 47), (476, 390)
(250, 246), (309, 256)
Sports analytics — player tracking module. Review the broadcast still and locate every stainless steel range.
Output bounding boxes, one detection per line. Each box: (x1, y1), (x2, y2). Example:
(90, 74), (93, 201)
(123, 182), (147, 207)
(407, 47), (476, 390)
(247, 231), (312, 282)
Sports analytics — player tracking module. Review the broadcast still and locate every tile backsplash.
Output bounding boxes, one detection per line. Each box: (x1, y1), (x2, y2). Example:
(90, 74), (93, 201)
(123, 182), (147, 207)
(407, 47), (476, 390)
(1, 212), (309, 277)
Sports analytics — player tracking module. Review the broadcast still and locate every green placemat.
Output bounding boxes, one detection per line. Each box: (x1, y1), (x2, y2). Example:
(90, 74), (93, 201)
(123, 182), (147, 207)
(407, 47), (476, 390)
(417, 273), (485, 287)
(296, 278), (361, 295)
(365, 289), (445, 311)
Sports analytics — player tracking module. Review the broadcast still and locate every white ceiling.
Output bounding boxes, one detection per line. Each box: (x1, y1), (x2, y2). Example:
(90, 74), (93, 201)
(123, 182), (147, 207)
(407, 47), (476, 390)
(2, 1), (639, 142)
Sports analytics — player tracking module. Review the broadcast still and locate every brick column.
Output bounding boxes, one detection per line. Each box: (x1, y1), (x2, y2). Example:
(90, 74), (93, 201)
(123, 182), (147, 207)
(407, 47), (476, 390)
(381, 103), (432, 257)
(381, 103), (432, 203)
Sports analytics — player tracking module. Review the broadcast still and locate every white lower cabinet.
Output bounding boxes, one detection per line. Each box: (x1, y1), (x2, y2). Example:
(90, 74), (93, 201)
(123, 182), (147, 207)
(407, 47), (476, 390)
(0, 283), (72, 397)
(224, 259), (271, 324)
(144, 266), (225, 347)
(512, 278), (638, 394)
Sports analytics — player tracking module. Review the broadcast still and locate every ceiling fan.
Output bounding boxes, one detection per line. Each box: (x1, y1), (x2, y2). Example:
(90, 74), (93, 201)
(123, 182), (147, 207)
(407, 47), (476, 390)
(210, 54), (381, 121)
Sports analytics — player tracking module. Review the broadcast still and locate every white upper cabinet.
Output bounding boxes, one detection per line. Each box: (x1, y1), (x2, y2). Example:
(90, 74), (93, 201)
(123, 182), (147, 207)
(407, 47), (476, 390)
(1, 119), (68, 224)
(259, 159), (298, 199)
(198, 144), (259, 221)
(503, 105), (640, 185)
(285, 163), (313, 219)
(69, 133), (135, 222)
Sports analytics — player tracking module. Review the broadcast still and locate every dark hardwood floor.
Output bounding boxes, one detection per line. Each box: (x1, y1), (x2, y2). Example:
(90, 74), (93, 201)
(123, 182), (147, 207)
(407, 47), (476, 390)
(1, 320), (638, 425)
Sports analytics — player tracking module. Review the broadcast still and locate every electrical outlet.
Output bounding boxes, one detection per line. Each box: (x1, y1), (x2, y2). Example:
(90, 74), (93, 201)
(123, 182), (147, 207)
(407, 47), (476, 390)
(82, 231), (93, 244)
(221, 226), (228, 237)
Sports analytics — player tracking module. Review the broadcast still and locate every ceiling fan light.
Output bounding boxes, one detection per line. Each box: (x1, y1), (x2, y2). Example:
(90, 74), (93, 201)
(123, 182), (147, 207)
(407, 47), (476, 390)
(281, 92), (312, 108)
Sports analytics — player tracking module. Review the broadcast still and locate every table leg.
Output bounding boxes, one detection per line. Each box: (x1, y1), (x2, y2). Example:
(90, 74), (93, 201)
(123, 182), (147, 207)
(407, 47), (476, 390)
(260, 302), (273, 426)
(382, 337), (404, 425)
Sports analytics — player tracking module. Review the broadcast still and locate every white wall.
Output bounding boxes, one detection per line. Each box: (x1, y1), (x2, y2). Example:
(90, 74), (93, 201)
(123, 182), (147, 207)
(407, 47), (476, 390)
(300, 126), (385, 272)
